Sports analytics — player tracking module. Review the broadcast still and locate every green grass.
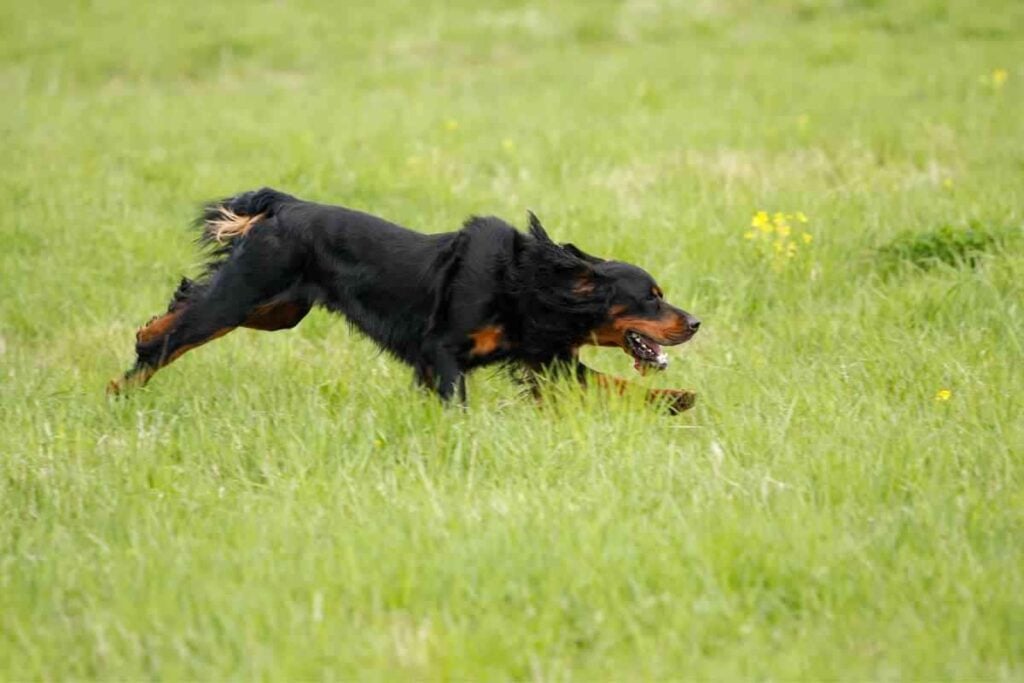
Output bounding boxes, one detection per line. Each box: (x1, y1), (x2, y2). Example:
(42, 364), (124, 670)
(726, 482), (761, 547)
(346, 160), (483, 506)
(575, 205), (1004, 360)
(2, 0), (1023, 679)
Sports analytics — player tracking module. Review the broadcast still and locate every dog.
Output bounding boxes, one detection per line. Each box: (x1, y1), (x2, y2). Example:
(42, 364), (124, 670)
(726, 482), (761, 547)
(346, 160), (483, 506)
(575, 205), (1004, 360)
(108, 188), (701, 412)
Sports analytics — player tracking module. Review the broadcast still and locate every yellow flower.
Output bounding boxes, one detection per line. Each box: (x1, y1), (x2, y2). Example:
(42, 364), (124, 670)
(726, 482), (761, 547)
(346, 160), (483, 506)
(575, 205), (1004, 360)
(502, 138), (515, 151)
(444, 119), (459, 131)
(942, 178), (954, 189)
(747, 210), (814, 265)
(992, 68), (1008, 88)
(934, 389), (952, 402)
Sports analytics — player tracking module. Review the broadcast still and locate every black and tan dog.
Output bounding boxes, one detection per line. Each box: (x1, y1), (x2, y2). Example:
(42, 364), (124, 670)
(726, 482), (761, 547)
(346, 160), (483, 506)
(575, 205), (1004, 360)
(109, 188), (700, 412)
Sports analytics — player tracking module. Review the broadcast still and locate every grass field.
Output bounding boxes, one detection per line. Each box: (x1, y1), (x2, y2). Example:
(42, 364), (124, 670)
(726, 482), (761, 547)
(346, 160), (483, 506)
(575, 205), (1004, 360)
(2, 0), (1023, 679)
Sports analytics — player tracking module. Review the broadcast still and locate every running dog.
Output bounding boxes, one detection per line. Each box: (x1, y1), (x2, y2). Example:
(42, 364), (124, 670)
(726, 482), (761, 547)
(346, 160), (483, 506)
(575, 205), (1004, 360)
(109, 188), (700, 412)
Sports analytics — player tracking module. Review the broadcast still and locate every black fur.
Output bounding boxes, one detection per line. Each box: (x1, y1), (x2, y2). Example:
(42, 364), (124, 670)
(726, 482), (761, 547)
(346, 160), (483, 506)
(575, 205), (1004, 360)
(111, 188), (701, 411)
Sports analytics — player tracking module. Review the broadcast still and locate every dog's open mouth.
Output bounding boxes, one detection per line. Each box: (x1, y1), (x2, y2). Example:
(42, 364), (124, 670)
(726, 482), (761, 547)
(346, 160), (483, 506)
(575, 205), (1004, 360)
(626, 330), (670, 372)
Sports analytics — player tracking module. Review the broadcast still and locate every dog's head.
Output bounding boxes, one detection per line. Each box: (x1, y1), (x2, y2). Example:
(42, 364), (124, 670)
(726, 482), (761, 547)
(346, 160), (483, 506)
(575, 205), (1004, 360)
(584, 260), (700, 371)
(526, 213), (700, 372)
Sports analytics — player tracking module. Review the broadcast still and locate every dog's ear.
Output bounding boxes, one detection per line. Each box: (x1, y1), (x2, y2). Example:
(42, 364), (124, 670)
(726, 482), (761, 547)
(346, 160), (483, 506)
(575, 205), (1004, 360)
(526, 212), (603, 291)
(561, 243), (605, 265)
(527, 211), (552, 243)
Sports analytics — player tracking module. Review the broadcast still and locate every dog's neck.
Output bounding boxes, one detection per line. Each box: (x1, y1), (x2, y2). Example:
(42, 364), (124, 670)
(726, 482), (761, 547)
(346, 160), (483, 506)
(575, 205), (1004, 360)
(503, 242), (611, 362)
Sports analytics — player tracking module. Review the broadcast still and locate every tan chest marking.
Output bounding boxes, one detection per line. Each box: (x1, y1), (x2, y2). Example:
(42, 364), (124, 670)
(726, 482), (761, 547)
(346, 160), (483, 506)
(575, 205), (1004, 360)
(469, 325), (505, 356)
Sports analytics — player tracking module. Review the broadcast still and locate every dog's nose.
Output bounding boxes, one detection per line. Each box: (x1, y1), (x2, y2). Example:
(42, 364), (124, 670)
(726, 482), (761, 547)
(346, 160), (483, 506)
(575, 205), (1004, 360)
(687, 316), (701, 333)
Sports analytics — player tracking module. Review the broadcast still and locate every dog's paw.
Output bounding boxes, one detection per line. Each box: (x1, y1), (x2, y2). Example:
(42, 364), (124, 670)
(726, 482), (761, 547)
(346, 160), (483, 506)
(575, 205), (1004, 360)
(655, 389), (697, 415)
(106, 369), (150, 397)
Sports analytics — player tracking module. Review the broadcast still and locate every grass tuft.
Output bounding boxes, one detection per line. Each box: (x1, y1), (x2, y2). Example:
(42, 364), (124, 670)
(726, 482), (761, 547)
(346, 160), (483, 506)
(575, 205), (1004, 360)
(876, 222), (1014, 272)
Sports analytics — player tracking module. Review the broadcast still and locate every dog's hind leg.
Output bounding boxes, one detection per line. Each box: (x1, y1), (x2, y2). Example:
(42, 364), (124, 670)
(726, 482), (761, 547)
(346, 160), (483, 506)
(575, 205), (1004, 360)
(110, 298), (311, 394)
(109, 257), (305, 395)
(147, 292), (310, 371)
(108, 279), (196, 394)
(108, 300), (241, 395)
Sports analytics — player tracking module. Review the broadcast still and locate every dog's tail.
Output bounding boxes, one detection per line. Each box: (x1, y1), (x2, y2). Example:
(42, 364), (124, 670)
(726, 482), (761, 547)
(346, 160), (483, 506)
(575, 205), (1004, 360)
(159, 188), (298, 313)
(194, 187), (296, 244)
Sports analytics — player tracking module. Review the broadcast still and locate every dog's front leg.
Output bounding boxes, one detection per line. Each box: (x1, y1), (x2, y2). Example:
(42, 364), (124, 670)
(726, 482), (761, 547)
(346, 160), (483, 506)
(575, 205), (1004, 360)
(434, 348), (467, 406)
(574, 361), (696, 414)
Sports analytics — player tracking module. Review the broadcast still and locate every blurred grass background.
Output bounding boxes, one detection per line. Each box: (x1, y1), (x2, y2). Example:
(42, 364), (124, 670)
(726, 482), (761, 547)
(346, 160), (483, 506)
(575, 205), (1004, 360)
(1, 0), (1022, 679)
